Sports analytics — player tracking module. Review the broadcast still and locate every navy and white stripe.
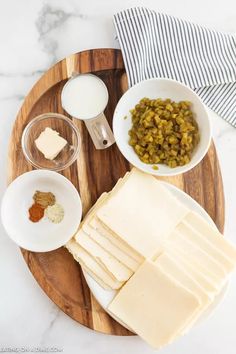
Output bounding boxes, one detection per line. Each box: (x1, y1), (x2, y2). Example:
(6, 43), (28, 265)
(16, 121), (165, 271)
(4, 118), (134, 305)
(114, 8), (236, 126)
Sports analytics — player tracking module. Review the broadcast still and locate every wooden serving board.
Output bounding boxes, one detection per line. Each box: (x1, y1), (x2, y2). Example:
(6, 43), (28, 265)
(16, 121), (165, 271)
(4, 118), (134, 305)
(8, 48), (225, 335)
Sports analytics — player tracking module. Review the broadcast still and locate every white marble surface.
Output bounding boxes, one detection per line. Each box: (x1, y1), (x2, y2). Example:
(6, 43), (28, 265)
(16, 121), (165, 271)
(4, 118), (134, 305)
(1, 0), (236, 353)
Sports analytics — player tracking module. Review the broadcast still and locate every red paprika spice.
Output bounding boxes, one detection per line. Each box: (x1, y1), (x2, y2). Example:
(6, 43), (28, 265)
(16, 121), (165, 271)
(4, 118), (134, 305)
(29, 203), (44, 223)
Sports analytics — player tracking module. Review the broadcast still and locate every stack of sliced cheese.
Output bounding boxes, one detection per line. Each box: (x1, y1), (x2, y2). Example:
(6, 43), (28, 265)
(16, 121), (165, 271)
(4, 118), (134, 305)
(66, 168), (236, 349)
(66, 168), (189, 289)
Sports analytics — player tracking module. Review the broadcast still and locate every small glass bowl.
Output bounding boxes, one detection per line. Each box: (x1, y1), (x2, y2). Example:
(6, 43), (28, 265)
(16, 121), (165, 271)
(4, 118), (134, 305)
(21, 113), (81, 171)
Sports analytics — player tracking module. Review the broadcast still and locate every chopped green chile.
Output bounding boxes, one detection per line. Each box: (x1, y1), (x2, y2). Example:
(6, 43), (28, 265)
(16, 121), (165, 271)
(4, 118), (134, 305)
(128, 98), (200, 168)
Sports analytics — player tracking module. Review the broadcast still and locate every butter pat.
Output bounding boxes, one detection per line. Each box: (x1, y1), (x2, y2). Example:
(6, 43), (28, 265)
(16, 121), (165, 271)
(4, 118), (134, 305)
(35, 127), (67, 160)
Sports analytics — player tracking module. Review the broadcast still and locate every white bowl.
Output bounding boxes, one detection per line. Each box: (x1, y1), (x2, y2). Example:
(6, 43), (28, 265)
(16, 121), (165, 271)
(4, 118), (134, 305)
(113, 78), (211, 176)
(1, 170), (82, 252)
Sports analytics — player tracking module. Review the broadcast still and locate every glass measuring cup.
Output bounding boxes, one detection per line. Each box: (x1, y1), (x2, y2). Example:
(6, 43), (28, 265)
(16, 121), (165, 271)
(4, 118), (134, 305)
(61, 73), (115, 150)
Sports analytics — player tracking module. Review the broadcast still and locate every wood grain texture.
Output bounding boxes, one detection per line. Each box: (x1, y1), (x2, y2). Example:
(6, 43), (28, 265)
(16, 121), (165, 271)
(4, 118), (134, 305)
(7, 49), (225, 335)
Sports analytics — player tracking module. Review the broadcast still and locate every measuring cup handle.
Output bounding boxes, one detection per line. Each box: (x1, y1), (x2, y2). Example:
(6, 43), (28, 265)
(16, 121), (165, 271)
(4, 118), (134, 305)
(84, 113), (115, 150)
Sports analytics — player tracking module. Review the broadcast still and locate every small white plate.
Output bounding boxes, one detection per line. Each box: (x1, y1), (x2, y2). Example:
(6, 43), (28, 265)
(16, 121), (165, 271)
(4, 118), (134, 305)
(83, 182), (228, 331)
(113, 78), (211, 177)
(1, 170), (82, 252)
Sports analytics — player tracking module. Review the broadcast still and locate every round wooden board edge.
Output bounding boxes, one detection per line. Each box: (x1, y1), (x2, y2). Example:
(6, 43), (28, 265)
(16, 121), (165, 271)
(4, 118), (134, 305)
(6, 48), (225, 336)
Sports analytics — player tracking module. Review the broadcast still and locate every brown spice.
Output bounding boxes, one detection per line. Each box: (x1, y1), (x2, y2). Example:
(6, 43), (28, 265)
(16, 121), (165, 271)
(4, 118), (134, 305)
(33, 191), (56, 209)
(29, 203), (44, 223)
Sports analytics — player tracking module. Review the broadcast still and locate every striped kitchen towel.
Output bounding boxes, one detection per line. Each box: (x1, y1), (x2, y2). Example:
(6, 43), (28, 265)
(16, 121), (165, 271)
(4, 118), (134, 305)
(113, 7), (236, 126)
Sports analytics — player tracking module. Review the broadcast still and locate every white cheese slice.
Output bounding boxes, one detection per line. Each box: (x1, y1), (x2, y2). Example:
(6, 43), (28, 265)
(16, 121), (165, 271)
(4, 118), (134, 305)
(81, 170), (132, 225)
(82, 223), (140, 272)
(75, 230), (133, 282)
(163, 247), (218, 295)
(168, 230), (227, 283)
(155, 252), (211, 334)
(89, 217), (143, 263)
(35, 127), (67, 160)
(184, 212), (236, 262)
(108, 260), (201, 349)
(66, 239), (123, 290)
(97, 169), (189, 258)
(155, 252), (211, 305)
(168, 243), (223, 290)
(176, 222), (234, 272)
(80, 264), (112, 291)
